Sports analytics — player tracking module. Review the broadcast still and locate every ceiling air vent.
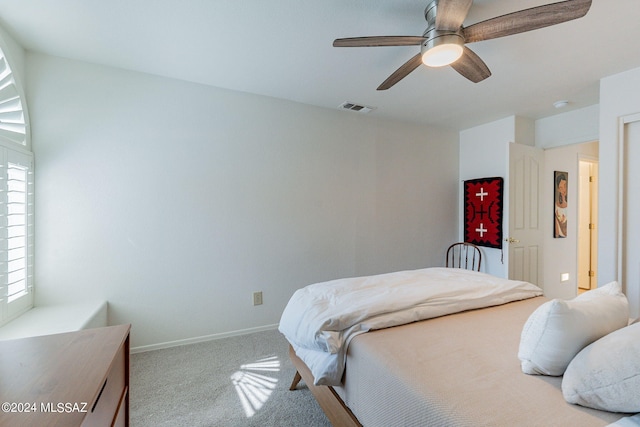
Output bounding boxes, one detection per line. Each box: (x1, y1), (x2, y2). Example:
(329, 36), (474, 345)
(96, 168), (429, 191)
(338, 101), (375, 114)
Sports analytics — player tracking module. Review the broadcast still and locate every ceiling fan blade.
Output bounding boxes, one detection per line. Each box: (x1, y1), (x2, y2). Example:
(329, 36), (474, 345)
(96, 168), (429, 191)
(377, 53), (423, 90)
(450, 47), (491, 83)
(462, 0), (592, 43)
(435, 0), (473, 31)
(333, 36), (425, 47)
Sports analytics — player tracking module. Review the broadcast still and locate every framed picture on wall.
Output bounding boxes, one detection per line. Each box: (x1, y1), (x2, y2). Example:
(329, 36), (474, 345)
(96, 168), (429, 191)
(554, 171), (568, 238)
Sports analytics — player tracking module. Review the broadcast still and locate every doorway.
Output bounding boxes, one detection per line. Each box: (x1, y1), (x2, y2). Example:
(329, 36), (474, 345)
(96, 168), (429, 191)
(577, 158), (598, 292)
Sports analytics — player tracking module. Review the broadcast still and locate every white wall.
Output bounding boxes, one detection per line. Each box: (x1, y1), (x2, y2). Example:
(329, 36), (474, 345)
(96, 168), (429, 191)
(535, 104), (602, 300)
(459, 116), (534, 277)
(599, 66), (640, 317)
(542, 141), (598, 300)
(532, 75), (640, 316)
(460, 86), (640, 311)
(535, 105), (599, 149)
(26, 53), (459, 348)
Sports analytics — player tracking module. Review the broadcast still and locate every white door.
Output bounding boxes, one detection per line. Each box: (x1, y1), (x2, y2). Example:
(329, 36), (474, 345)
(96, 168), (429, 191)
(577, 160), (598, 291)
(508, 143), (544, 285)
(622, 120), (640, 318)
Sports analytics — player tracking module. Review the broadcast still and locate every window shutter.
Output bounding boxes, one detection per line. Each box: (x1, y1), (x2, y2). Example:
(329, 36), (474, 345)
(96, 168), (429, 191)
(0, 148), (33, 323)
(0, 42), (33, 325)
(0, 50), (27, 147)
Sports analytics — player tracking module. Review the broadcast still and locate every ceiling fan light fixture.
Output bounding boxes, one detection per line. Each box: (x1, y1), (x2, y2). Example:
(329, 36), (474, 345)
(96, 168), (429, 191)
(421, 33), (464, 67)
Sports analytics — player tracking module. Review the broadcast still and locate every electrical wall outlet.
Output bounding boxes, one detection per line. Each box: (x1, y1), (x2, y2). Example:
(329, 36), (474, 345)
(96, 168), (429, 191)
(253, 291), (263, 306)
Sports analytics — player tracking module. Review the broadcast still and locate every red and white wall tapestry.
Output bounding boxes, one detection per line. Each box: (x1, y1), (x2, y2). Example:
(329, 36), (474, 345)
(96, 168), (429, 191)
(464, 177), (504, 249)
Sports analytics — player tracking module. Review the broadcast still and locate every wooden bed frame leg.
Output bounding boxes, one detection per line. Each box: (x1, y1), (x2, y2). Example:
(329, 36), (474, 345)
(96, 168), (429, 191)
(288, 345), (362, 427)
(289, 370), (302, 390)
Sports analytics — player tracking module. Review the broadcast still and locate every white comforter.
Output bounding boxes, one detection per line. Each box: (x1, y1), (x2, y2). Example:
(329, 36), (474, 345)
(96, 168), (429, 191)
(279, 267), (542, 385)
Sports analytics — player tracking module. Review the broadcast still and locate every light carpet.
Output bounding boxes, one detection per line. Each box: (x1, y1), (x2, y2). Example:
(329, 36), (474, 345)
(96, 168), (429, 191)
(130, 328), (331, 427)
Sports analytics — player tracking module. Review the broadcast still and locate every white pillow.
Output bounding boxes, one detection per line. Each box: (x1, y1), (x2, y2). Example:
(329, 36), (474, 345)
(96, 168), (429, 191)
(562, 322), (640, 413)
(518, 281), (628, 376)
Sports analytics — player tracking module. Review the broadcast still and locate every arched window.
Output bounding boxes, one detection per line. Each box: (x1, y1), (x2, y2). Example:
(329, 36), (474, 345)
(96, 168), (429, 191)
(0, 43), (33, 326)
(0, 48), (28, 147)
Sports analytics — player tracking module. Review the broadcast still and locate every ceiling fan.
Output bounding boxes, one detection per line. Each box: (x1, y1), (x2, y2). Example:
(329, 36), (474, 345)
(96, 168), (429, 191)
(333, 0), (592, 90)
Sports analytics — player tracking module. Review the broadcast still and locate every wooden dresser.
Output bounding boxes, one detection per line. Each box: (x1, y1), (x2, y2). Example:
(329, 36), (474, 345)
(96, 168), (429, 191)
(0, 324), (130, 427)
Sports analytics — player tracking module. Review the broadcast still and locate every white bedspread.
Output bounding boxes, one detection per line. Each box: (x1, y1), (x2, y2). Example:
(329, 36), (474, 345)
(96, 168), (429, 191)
(608, 414), (640, 426)
(278, 267), (542, 385)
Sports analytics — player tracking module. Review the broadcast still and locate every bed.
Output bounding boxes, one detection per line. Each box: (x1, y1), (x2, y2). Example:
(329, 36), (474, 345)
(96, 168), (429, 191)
(279, 268), (639, 427)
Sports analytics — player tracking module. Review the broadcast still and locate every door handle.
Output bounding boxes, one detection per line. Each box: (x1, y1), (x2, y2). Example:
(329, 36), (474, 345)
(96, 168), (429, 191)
(505, 237), (520, 243)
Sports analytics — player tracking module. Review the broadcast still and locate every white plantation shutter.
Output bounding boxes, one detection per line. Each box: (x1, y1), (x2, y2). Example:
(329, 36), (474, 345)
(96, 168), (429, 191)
(0, 43), (33, 326)
(0, 40), (34, 325)
(0, 50), (27, 146)
(0, 148), (33, 324)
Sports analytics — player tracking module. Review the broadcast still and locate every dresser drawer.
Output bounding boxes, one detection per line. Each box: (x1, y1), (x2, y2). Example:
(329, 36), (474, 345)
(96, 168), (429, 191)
(112, 387), (128, 427)
(82, 342), (126, 426)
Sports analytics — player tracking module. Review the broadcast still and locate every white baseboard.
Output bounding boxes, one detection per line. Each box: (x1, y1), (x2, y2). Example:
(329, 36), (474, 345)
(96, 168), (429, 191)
(131, 323), (280, 353)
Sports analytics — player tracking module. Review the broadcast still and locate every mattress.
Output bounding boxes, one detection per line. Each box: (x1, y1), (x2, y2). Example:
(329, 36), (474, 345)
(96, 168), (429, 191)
(334, 297), (627, 427)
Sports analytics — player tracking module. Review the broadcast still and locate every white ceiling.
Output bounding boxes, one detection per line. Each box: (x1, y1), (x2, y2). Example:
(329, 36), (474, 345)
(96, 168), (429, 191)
(0, 0), (638, 130)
